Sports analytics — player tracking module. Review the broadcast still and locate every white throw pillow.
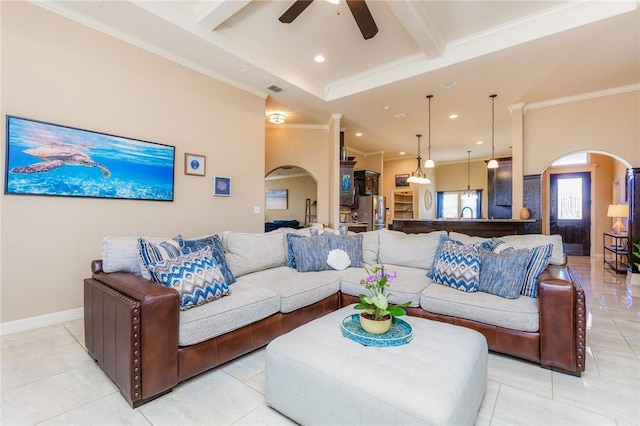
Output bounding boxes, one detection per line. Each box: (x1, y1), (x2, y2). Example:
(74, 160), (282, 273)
(102, 236), (168, 275)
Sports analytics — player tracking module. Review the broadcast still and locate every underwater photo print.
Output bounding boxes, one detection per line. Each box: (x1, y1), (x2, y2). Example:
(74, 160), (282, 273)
(5, 116), (175, 201)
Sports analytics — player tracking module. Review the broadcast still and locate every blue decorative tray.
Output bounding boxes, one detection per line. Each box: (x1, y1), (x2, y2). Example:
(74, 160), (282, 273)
(341, 314), (413, 347)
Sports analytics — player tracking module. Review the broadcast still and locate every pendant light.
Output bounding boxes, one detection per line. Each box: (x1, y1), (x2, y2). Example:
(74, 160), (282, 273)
(424, 95), (435, 168)
(407, 134), (431, 184)
(462, 150), (478, 199)
(487, 94), (499, 169)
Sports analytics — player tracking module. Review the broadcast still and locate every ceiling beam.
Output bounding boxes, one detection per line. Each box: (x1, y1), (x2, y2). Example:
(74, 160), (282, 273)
(386, 0), (446, 59)
(197, 0), (253, 30)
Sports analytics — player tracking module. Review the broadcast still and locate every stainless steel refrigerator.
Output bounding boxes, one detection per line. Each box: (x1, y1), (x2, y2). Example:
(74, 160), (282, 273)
(357, 195), (386, 231)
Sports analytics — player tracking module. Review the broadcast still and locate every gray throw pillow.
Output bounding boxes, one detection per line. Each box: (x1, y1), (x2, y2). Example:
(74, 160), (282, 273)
(478, 247), (531, 299)
(328, 234), (363, 268)
(290, 234), (332, 272)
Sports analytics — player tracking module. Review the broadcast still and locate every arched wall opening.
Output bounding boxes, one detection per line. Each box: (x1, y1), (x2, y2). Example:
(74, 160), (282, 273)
(265, 165), (318, 228)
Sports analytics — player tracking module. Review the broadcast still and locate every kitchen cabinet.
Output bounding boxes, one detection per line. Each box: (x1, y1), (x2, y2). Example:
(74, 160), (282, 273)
(340, 161), (357, 206)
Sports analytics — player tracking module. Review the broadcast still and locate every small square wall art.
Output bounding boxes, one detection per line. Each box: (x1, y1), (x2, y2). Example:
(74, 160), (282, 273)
(214, 176), (231, 196)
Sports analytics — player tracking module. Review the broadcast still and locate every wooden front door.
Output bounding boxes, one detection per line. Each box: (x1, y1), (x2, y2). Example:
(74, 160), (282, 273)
(550, 172), (591, 256)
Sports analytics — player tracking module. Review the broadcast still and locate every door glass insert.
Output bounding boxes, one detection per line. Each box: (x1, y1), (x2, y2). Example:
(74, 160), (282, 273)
(557, 177), (583, 220)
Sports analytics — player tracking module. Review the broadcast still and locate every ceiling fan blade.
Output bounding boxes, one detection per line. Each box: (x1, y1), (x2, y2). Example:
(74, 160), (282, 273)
(279, 0), (314, 24)
(346, 0), (378, 40)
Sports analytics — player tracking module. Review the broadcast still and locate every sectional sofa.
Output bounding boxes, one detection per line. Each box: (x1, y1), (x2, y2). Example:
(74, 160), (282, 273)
(84, 227), (586, 408)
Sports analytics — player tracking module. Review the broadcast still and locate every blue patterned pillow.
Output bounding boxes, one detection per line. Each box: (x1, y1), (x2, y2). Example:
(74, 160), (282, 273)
(180, 234), (236, 285)
(328, 234), (363, 268)
(520, 244), (553, 298)
(138, 236), (183, 281)
(431, 241), (480, 292)
(476, 237), (504, 251)
(149, 247), (230, 310)
(290, 234), (332, 272)
(427, 235), (461, 279)
(478, 247), (530, 298)
(286, 233), (306, 269)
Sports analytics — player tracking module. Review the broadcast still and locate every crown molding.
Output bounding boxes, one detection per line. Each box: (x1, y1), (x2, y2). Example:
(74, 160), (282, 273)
(524, 83), (640, 112)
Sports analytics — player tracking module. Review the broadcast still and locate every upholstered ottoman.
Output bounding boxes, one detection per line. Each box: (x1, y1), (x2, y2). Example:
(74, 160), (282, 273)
(266, 305), (488, 425)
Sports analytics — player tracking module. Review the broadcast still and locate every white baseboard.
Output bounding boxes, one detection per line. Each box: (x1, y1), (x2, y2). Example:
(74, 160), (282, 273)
(1, 308), (84, 336)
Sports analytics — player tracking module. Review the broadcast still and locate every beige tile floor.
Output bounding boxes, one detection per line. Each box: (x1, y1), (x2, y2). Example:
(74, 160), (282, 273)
(1, 256), (639, 425)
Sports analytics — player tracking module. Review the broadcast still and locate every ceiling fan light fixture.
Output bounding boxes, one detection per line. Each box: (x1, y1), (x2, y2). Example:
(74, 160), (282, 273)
(407, 134), (431, 185)
(268, 111), (287, 124)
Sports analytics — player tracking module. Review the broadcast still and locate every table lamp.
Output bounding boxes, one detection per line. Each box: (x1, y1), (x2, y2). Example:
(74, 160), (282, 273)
(607, 204), (629, 234)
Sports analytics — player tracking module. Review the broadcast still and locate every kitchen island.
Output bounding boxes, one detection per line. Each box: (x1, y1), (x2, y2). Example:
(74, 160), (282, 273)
(391, 218), (536, 237)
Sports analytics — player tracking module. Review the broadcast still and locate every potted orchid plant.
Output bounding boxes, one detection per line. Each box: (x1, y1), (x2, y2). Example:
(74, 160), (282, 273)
(354, 254), (410, 334)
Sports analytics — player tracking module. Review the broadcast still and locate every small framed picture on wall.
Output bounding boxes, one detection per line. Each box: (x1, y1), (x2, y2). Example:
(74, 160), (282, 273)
(213, 176), (231, 196)
(185, 153), (206, 176)
(395, 174), (410, 187)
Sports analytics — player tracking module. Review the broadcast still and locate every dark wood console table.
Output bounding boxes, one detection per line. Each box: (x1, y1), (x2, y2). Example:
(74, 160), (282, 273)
(392, 219), (536, 237)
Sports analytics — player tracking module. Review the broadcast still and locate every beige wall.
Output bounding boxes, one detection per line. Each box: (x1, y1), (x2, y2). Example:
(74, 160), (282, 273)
(265, 175), (317, 224)
(1, 2), (266, 322)
(265, 126), (332, 225)
(524, 91), (639, 174)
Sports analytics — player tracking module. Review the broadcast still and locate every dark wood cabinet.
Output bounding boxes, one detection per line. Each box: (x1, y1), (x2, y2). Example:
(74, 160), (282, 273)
(354, 170), (380, 196)
(488, 158), (512, 219)
(340, 161), (357, 206)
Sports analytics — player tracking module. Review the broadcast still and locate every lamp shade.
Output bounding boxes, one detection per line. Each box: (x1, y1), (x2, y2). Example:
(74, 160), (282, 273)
(607, 204), (628, 218)
(607, 204), (629, 234)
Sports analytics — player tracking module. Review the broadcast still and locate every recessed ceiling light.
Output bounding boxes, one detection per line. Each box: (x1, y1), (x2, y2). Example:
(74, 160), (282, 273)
(476, 141), (483, 145)
(442, 80), (457, 89)
(449, 114), (459, 119)
(394, 113), (408, 120)
(383, 105), (390, 111)
(314, 55), (325, 63)
(399, 152), (405, 155)
(355, 132), (363, 137)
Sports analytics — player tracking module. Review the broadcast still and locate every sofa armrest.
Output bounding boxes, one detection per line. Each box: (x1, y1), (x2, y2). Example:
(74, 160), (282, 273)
(85, 263), (180, 407)
(537, 265), (586, 376)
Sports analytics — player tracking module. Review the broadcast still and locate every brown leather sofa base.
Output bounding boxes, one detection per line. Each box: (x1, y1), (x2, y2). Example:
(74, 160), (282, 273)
(85, 266), (339, 408)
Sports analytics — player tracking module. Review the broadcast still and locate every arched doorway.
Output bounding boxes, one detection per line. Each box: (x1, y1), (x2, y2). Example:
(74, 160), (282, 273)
(265, 166), (318, 230)
(540, 151), (633, 258)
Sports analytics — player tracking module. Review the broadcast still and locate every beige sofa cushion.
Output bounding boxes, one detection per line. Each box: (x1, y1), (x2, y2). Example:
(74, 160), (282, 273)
(420, 284), (539, 332)
(102, 236), (168, 275)
(238, 266), (344, 313)
(179, 282), (281, 346)
(340, 265), (430, 307)
(223, 231), (286, 277)
(448, 232), (565, 265)
(378, 229), (447, 270)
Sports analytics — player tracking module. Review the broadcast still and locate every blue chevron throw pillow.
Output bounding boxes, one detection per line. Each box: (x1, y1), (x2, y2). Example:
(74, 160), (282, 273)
(431, 240), (481, 292)
(149, 247), (230, 310)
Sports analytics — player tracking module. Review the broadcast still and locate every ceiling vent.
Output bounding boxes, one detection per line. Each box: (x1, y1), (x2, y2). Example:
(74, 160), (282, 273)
(265, 84), (285, 93)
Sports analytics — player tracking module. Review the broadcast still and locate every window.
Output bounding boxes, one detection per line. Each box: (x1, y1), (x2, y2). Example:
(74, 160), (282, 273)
(552, 153), (588, 166)
(437, 190), (483, 219)
(557, 177), (583, 220)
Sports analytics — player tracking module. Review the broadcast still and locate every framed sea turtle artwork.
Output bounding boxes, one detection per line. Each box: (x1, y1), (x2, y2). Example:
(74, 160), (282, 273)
(4, 115), (175, 201)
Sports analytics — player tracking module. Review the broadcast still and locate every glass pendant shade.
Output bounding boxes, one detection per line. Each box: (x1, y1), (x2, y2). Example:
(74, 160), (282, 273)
(462, 150), (478, 199)
(487, 94), (498, 169)
(407, 134), (431, 184)
(424, 95), (435, 168)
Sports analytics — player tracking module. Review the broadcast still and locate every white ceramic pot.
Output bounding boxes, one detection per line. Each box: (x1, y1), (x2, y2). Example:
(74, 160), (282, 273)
(359, 313), (392, 334)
